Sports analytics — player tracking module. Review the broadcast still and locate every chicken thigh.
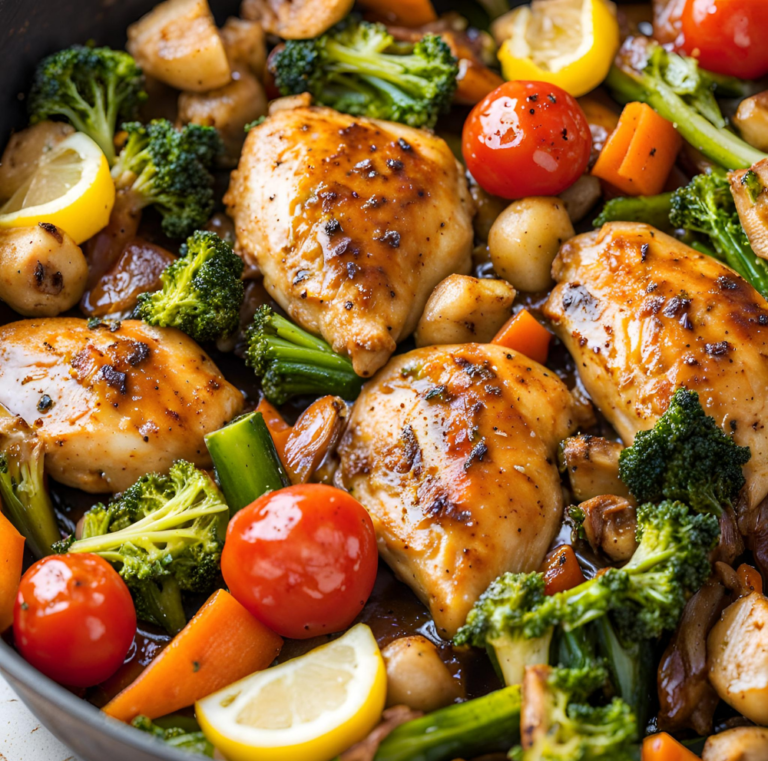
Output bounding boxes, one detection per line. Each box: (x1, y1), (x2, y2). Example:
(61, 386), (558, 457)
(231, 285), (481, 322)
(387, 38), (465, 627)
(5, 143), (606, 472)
(0, 318), (243, 493)
(337, 343), (591, 636)
(225, 104), (474, 378)
(543, 222), (768, 512)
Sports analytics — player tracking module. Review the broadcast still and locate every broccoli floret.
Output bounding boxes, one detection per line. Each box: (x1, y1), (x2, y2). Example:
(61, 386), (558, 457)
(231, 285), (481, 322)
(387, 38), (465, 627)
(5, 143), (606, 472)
(134, 231), (244, 342)
(132, 716), (214, 757)
(607, 40), (765, 171)
(28, 45), (146, 164)
(670, 172), (768, 298)
(619, 387), (751, 515)
(0, 414), (60, 558)
(245, 305), (363, 405)
(510, 665), (637, 761)
(272, 18), (458, 128)
(54, 460), (228, 634)
(454, 572), (552, 686)
(111, 119), (222, 239)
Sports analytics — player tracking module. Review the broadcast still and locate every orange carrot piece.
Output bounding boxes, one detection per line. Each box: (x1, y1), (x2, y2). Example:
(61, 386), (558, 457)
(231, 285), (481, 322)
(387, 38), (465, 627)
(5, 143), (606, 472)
(103, 589), (282, 722)
(737, 563), (763, 595)
(492, 309), (552, 365)
(540, 545), (586, 596)
(0, 510), (25, 633)
(643, 732), (700, 761)
(256, 398), (292, 463)
(358, 0), (437, 26)
(592, 102), (682, 196)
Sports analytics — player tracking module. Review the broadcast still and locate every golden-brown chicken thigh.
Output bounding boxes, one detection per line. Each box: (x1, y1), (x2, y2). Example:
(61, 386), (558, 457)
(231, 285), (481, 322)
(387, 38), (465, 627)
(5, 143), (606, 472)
(543, 222), (768, 511)
(225, 105), (474, 378)
(0, 318), (243, 493)
(337, 343), (590, 636)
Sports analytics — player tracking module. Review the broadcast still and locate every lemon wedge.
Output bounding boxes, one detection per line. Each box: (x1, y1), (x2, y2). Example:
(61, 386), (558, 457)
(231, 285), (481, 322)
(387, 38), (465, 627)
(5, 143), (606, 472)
(196, 624), (386, 761)
(496, 0), (620, 97)
(0, 132), (115, 244)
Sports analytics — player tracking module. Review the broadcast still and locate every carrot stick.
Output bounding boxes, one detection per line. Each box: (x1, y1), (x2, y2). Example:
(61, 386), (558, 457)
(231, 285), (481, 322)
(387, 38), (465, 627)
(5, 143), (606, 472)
(492, 309), (552, 365)
(540, 546), (586, 596)
(642, 732), (700, 761)
(357, 0), (437, 26)
(592, 102), (682, 197)
(0, 510), (25, 632)
(103, 589), (282, 722)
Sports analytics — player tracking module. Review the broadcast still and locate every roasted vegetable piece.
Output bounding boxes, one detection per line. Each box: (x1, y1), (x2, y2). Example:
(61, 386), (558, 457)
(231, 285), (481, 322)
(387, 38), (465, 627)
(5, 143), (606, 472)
(0, 511), (25, 632)
(245, 306), (364, 405)
(272, 17), (458, 129)
(0, 413), (59, 558)
(618, 387), (751, 515)
(28, 45), (146, 165)
(134, 231), (244, 343)
(513, 665), (637, 761)
(607, 41), (765, 171)
(54, 460), (228, 634)
(374, 685), (522, 761)
(132, 715), (214, 757)
(111, 119), (222, 239)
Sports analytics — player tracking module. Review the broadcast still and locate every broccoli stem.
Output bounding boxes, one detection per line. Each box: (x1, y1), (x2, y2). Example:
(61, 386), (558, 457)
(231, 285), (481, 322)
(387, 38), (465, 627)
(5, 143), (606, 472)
(606, 65), (767, 170)
(374, 686), (522, 761)
(593, 193), (674, 230)
(205, 412), (290, 515)
(489, 628), (554, 687)
(139, 577), (187, 635)
(705, 217), (768, 297)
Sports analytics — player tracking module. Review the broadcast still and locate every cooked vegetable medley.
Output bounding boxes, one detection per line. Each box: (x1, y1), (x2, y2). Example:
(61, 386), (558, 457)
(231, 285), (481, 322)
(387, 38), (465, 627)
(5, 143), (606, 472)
(2, 0), (768, 759)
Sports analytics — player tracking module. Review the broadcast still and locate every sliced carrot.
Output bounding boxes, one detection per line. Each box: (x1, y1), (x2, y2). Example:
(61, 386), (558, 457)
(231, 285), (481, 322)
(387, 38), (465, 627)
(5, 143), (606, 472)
(642, 732), (700, 761)
(540, 545), (586, 596)
(737, 563), (763, 595)
(592, 102), (682, 197)
(0, 510), (25, 632)
(492, 309), (552, 365)
(103, 589), (282, 722)
(256, 398), (291, 463)
(358, 0), (437, 26)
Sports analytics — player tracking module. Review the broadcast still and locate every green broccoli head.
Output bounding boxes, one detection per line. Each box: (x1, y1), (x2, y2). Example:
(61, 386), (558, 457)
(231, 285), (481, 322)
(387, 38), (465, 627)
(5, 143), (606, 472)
(132, 715), (214, 757)
(135, 230), (244, 343)
(619, 387), (750, 515)
(511, 665), (637, 761)
(58, 460), (228, 634)
(245, 305), (363, 405)
(112, 119), (222, 238)
(28, 45), (146, 164)
(273, 17), (458, 128)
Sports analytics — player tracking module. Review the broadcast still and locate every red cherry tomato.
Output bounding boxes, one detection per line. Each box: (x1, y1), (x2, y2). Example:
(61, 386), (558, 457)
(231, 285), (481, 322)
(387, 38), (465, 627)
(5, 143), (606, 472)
(462, 80), (592, 200)
(222, 484), (378, 639)
(681, 0), (768, 80)
(13, 555), (136, 687)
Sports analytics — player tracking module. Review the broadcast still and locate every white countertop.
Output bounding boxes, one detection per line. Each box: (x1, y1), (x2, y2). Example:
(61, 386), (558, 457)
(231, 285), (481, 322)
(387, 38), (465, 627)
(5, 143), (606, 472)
(0, 674), (79, 760)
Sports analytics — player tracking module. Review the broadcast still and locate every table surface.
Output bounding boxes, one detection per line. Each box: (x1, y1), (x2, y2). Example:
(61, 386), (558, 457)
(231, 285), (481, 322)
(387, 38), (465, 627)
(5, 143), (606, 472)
(0, 674), (79, 760)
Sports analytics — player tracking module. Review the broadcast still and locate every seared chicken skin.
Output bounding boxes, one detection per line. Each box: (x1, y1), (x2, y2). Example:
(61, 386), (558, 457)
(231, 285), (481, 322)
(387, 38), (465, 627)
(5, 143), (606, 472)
(337, 343), (591, 636)
(225, 105), (474, 377)
(543, 222), (768, 512)
(0, 319), (243, 493)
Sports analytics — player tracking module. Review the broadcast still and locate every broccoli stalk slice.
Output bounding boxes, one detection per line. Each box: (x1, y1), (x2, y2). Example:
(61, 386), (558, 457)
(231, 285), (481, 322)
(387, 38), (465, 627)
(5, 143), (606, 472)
(134, 230), (244, 343)
(57, 460), (228, 635)
(205, 411), (290, 516)
(0, 414), (59, 558)
(245, 306), (364, 405)
(374, 685), (522, 761)
(606, 44), (766, 171)
(488, 628), (554, 688)
(593, 193), (674, 230)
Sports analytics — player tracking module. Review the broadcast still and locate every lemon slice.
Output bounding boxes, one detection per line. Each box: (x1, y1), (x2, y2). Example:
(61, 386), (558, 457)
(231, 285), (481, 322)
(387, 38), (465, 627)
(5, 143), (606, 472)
(496, 0), (620, 97)
(0, 132), (115, 244)
(196, 624), (386, 761)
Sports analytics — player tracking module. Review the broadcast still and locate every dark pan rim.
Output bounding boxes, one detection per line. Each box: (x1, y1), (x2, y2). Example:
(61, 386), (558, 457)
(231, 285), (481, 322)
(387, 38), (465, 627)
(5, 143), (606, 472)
(0, 637), (202, 761)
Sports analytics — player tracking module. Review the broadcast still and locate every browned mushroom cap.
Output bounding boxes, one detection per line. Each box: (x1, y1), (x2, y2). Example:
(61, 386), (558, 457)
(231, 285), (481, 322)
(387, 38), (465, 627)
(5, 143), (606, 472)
(241, 0), (354, 40)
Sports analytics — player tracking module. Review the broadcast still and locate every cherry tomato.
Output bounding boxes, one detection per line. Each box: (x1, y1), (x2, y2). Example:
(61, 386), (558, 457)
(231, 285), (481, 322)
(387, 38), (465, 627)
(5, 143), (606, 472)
(462, 80), (592, 200)
(222, 484), (378, 639)
(13, 555), (136, 687)
(681, 0), (768, 80)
